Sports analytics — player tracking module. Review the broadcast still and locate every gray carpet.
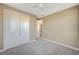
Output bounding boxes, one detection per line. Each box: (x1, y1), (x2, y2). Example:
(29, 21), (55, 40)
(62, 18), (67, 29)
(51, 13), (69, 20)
(0, 40), (79, 55)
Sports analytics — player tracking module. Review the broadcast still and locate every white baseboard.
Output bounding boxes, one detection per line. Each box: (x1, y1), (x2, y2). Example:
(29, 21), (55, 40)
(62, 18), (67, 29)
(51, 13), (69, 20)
(44, 39), (79, 51)
(0, 40), (36, 53)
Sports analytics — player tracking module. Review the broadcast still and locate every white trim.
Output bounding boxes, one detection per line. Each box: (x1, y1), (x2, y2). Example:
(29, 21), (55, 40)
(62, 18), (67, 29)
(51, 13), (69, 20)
(44, 39), (79, 51)
(0, 7), (7, 53)
(4, 7), (6, 51)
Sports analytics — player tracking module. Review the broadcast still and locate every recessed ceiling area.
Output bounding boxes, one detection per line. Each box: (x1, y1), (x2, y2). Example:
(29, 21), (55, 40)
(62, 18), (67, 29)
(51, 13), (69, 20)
(4, 3), (78, 18)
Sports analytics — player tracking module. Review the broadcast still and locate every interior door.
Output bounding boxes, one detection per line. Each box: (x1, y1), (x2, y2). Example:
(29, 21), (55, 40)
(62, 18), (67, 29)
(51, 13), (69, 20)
(5, 8), (20, 49)
(20, 14), (30, 43)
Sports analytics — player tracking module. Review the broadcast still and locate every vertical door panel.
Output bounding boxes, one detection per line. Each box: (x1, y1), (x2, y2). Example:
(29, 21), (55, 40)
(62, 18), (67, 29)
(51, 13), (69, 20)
(5, 9), (20, 49)
(20, 14), (29, 42)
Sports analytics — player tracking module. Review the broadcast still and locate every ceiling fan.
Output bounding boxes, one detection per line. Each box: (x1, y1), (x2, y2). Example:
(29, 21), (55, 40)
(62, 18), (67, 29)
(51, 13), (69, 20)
(32, 3), (47, 10)
(32, 3), (47, 17)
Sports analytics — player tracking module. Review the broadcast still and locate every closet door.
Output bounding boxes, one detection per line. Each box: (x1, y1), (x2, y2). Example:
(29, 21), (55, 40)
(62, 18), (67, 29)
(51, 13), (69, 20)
(20, 14), (30, 42)
(5, 8), (20, 49)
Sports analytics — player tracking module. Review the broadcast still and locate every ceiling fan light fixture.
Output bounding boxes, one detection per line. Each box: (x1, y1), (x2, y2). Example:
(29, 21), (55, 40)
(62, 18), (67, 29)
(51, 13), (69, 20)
(32, 3), (46, 10)
(39, 3), (44, 8)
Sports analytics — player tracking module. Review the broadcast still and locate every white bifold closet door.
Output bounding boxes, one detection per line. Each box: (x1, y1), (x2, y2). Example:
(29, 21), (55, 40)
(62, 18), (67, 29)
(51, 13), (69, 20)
(20, 14), (29, 42)
(5, 8), (30, 49)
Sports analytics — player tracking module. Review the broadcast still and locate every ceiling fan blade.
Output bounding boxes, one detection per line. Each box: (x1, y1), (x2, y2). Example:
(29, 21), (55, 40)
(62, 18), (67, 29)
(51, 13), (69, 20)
(32, 5), (38, 8)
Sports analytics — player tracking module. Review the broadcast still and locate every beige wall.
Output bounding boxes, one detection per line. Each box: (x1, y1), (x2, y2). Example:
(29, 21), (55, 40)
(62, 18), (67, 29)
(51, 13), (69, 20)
(42, 6), (79, 48)
(0, 6), (4, 50)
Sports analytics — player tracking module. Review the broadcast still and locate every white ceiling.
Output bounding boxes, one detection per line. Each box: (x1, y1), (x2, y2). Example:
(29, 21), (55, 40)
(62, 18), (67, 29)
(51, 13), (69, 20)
(4, 3), (78, 18)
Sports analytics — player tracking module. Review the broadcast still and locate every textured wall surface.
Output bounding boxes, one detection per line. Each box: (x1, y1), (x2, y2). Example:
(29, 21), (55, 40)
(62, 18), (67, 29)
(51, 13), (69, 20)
(0, 6), (4, 50)
(42, 6), (79, 48)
